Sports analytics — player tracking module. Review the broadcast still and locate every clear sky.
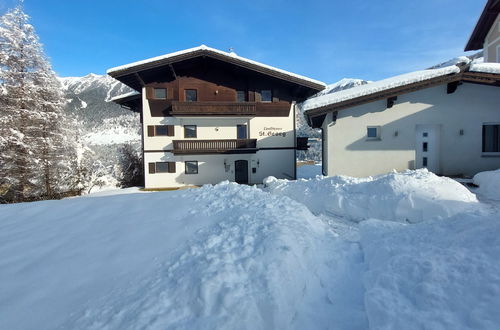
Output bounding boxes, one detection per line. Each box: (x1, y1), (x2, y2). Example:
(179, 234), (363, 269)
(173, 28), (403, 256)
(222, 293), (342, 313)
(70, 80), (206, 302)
(0, 0), (486, 83)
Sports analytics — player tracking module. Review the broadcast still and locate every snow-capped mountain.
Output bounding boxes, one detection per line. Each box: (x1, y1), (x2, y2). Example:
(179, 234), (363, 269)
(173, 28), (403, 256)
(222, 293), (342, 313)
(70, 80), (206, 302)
(58, 73), (141, 145)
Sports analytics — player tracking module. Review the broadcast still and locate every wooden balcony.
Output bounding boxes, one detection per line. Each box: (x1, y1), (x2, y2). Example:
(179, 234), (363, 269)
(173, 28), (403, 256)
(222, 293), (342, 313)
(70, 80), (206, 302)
(170, 101), (257, 116)
(172, 139), (258, 155)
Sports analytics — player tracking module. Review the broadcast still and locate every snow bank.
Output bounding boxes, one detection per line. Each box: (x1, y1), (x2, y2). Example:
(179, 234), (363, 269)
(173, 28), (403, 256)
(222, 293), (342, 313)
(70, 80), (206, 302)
(473, 169), (500, 200)
(299, 65), (460, 112)
(0, 182), (345, 330)
(359, 213), (500, 329)
(264, 169), (478, 223)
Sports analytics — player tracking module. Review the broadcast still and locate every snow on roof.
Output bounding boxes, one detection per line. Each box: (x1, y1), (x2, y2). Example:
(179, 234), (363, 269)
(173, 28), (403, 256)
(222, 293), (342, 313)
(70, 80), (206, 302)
(108, 91), (140, 103)
(107, 44), (326, 88)
(469, 57), (500, 74)
(300, 65), (461, 112)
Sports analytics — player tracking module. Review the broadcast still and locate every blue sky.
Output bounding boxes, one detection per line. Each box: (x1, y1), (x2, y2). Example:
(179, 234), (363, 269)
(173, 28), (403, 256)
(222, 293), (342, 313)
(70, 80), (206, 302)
(0, 0), (486, 83)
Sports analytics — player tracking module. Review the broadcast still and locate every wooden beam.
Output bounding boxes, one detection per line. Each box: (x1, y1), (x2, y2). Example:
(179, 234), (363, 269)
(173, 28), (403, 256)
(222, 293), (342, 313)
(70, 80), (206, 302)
(387, 96), (397, 108)
(134, 72), (145, 87)
(447, 81), (459, 94)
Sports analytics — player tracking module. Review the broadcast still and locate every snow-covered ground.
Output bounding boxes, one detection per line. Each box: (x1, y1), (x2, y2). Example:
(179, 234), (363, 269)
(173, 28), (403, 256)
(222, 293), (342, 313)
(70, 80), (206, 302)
(1, 170), (499, 330)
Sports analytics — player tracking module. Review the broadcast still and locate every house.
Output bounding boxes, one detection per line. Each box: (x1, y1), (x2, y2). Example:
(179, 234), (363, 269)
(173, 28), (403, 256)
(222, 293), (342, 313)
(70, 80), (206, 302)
(302, 0), (500, 178)
(108, 45), (325, 188)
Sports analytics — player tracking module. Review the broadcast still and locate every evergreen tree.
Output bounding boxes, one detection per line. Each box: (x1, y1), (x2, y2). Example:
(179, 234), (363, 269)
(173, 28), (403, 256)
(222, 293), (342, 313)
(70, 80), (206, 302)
(0, 3), (76, 202)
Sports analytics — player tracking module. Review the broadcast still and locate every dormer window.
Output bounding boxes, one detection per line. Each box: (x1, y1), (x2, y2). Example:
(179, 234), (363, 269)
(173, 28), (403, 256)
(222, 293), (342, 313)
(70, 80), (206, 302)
(153, 88), (167, 99)
(185, 89), (197, 102)
(261, 90), (272, 102)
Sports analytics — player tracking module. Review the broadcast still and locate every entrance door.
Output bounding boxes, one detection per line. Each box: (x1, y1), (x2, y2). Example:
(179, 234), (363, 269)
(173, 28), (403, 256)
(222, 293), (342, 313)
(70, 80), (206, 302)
(415, 125), (441, 173)
(235, 160), (249, 184)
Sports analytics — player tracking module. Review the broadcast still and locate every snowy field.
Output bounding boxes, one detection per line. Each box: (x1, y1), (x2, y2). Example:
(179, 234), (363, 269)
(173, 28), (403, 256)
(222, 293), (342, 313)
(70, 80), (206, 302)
(1, 169), (500, 329)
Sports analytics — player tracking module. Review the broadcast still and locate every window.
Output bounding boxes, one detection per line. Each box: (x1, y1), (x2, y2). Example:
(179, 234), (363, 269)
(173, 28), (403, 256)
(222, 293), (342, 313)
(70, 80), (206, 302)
(185, 161), (198, 174)
(184, 125), (197, 138)
(153, 88), (167, 99)
(367, 126), (380, 140)
(261, 90), (272, 102)
(483, 124), (500, 152)
(237, 90), (246, 102)
(149, 162), (176, 174)
(237, 124), (248, 139)
(422, 157), (428, 167)
(423, 142), (428, 152)
(155, 125), (168, 136)
(423, 132), (428, 137)
(185, 89), (197, 102)
(147, 125), (174, 137)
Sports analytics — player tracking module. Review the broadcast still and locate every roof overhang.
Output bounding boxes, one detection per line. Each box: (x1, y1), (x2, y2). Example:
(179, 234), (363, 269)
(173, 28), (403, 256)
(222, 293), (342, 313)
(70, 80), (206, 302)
(108, 91), (142, 112)
(465, 0), (500, 51)
(304, 70), (500, 128)
(107, 45), (326, 92)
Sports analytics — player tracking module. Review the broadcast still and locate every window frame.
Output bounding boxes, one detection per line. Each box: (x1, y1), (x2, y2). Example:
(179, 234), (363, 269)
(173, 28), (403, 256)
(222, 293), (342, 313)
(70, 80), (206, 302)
(185, 89), (198, 102)
(153, 88), (167, 100)
(366, 126), (381, 140)
(237, 124), (248, 139)
(260, 90), (272, 102)
(184, 125), (197, 138)
(185, 161), (198, 174)
(482, 123), (500, 154)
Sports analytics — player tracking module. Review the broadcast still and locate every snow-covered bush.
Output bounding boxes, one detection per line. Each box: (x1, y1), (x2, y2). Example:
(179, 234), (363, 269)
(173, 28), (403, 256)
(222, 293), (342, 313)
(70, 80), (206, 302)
(264, 169), (479, 223)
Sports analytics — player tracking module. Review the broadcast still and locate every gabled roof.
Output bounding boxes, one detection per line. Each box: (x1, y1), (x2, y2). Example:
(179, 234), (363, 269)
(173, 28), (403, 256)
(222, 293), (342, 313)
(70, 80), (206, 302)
(107, 45), (326, 91)
(465, 0), (500, 51)
(302, 59), (500, 128)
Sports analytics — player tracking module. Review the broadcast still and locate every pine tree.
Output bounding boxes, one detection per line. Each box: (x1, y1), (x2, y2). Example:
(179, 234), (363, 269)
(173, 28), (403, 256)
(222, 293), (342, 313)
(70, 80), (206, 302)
(0, 3), (76, 202)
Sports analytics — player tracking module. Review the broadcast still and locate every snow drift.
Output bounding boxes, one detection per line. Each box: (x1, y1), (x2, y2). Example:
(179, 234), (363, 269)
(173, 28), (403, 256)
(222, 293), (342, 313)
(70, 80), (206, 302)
(0, 182), (344, 330)
(473, 169), (500, 200)
(264, 169), (479, 223)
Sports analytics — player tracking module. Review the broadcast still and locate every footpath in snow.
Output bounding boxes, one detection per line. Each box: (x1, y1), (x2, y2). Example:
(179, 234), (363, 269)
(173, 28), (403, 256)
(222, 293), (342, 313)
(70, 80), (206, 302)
(0, 169), (499, 329)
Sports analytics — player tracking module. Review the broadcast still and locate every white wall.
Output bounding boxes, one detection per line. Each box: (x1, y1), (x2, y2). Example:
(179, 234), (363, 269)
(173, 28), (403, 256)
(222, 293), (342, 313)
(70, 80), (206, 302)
(324, 83), (500, 177)
(144, 149), (295, 188)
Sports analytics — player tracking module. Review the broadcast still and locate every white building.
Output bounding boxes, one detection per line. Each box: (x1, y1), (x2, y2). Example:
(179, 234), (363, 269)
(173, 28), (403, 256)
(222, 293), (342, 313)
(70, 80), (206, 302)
(302, 0), (500, 178)
(108, 45), (324, 188)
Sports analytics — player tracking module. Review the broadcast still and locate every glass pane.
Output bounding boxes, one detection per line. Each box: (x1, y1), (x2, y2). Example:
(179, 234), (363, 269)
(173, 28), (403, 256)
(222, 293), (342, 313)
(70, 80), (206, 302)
(155, 125), (168, 136)
(261, 90), (272, 102)
(423, 157), (428, 167)
(156, 162), (169, 173)
(237, 91), (246, 102)
(367, 127), (378, 138)
(184, 125), (197, 138)
(154, 88), (167, 99)
(185, 89), (197, 102)
(423, 142), (428, 152)
(237, 125), (247, 139)
(423, 132), (428, 137)
(185, 161), (198, 174)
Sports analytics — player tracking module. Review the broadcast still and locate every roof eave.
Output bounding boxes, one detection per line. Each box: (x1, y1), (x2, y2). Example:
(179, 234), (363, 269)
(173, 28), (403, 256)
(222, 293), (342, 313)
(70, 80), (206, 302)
(464, 0), (500, 51)
(107, 48), (325, 91)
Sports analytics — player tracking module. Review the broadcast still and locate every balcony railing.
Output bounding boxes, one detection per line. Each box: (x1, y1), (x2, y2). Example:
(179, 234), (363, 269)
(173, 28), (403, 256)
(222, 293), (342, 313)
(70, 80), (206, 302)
(171, 101), (257, 116)
(172, 139), (258, 154)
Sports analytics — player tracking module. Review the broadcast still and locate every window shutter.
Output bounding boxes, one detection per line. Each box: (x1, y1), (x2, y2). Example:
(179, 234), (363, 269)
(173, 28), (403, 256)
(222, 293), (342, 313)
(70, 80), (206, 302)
(146, 87), (154, 99)
(168, 162), (176, 173)
(147, 125), (155, 137)
(248, 91), (255, 102)
(167, 125), (175, 136)
(148, 163), (156, 174)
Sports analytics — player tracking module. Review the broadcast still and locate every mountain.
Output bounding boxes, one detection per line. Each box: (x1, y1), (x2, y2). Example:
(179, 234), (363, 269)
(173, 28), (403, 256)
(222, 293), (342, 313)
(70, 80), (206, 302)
(59, 74), (141, 189)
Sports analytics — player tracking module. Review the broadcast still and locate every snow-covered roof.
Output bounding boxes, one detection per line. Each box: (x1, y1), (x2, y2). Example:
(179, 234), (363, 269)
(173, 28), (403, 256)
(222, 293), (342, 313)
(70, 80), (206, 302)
(108, 91), (140, 103)
(469, 59), (500, 74)
(300, 65), (461, 112)
(107, 45), (326, 90)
